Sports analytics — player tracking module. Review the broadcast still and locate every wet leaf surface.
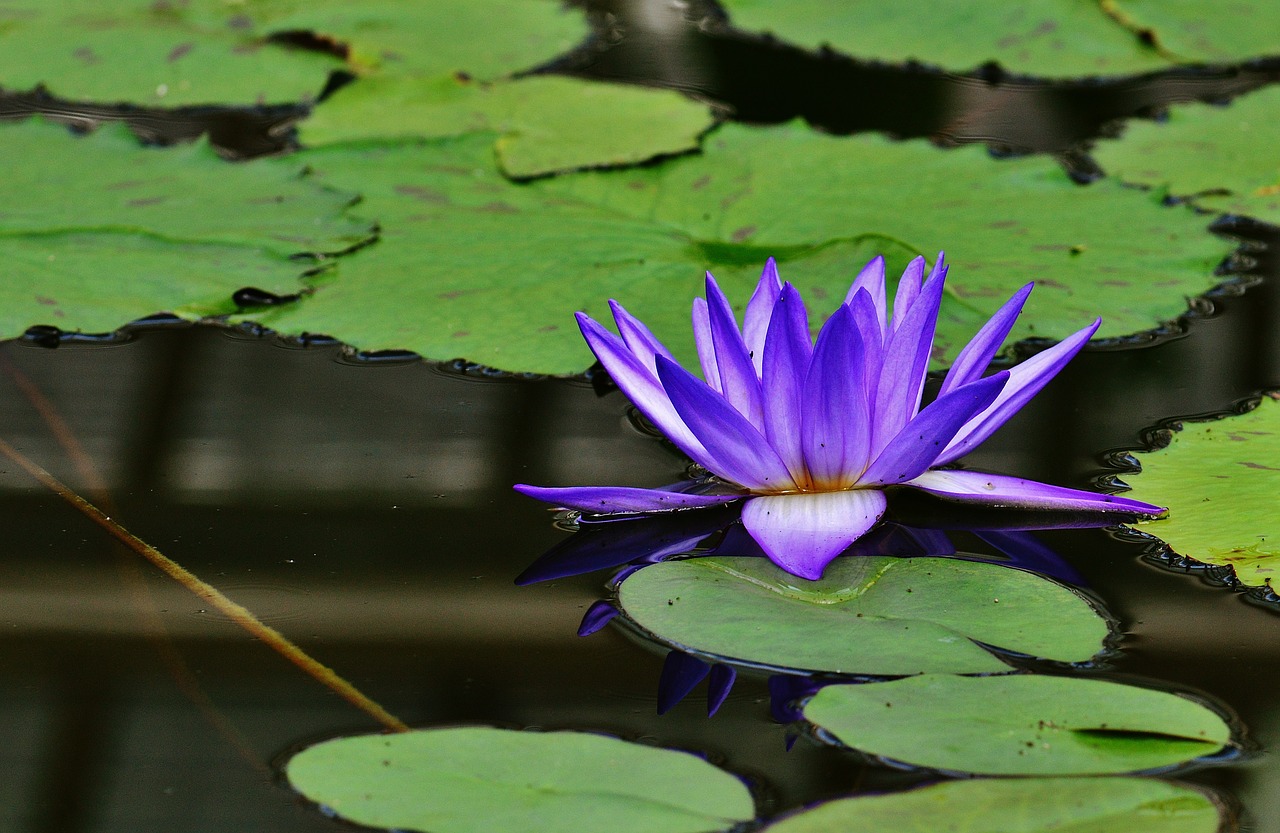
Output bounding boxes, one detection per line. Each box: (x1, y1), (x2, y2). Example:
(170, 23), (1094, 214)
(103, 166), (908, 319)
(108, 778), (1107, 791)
(285, 727), (755, 833)
(616, 556), (1110, 675)
(804, 674), (1232, 775)
(1127, 394), (1280, 589)
(762, 776), (1221, 833)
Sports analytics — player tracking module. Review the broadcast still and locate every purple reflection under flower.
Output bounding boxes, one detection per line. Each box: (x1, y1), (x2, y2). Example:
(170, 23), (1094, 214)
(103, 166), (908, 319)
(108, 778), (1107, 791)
(517, 255), (1164, 579)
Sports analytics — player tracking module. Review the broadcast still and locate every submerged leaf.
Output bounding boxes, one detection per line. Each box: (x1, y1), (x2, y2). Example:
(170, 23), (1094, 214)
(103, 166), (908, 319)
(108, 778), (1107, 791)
(1126, 394), (1280, 588)
(616, 556), (1110, 675)
(804, 674), (1232, 775)
(285, 727), (755, 833)
(762, 776), (1221, 833)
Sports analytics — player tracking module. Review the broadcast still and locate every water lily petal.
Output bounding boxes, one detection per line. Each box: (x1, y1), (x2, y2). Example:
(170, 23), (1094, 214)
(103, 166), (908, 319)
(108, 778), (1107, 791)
(514, 483), (742, 513)
(706, 273), (765, 428)
(691, 297), (722, 394)
(657, 651), (711, 715)
(844, 255), (887, 335)
(741, 490), (889, 579)
(848, 288), (885, 400)
(871, 265), (947, 453)
(934, 319), (1100, 466)
(861, 371), (1008, 486)
(802, 305), (871, 487)
(890, 255), (926, 329)
(743, 258), (783, 377)
(938, 282), (1033, 396)
(762, 283), (813, 483)
(707, 664), (737, 717)
(905, 469), (1166, 515)
(577, 601), (619, 636)
(609, 299), (674, 372)
(577, 313), (709, 460)
(656, 356), (797, 492)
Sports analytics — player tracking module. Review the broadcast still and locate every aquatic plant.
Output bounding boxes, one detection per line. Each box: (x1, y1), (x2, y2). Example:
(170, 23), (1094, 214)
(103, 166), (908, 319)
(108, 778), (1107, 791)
(516, 255), (1163, 579)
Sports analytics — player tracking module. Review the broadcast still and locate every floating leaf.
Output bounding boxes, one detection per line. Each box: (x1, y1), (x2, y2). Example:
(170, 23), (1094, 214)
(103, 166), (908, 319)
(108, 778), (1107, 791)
(1093, 86), (1280, 227)
(245, 121), (1230, 373)
(804, 674), (1231, 775)
(300, 74), (716, 178)
(616, 556), (1110, 675)
(285, 727), (755, 833)
(1126, 394), (1280, 588)
(0, 119), (372, 336)
(717, 0), (1278, 78)
(763, 776), (1221, 833)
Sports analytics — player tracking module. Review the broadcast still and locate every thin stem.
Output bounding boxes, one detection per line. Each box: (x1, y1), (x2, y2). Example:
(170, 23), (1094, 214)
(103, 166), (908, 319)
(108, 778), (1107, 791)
(0, 436), (410, 734)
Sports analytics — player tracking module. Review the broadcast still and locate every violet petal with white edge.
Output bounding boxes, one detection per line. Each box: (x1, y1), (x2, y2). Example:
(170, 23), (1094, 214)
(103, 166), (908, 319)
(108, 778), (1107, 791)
(691, 297), (722, 394)
(513, 484), (742, 513)
(609, 299), (674, 371)
(844, 255), (888, 333)
(743, 258), (783, 376)
(705, 274), (765, 429)
(905, 469), (1166, 515)
(761, 283), (813, 484)
(741, 490), (889, 580)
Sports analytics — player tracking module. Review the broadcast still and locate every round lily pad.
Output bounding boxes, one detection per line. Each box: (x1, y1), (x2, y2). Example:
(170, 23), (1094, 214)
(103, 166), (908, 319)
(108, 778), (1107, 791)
(762, 776), (1221, 833)
(803, 674), (1232, 775)
(1126, 393), (1280, 589)
(285, 727), (756, 833)
(616, 556), (1111, 675)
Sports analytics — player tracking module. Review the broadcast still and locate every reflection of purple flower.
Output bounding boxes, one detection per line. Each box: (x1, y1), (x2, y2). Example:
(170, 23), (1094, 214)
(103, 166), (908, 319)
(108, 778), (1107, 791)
(517, 255), (1163, 580)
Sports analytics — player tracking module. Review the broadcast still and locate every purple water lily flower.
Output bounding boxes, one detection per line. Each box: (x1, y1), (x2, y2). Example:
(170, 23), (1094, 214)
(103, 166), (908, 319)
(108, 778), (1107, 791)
(516, 254), (1164, 580)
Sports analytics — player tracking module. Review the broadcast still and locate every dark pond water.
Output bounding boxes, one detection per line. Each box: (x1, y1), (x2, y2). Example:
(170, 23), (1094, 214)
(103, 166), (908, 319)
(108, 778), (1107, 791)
(4, 2), (1280, 831)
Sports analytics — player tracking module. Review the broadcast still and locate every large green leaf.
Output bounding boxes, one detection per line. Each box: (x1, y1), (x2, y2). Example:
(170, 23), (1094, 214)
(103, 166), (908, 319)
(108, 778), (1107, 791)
(285, 727), (755, 833)
(718, 0), (1279, 78)
(763, 777), (1220, 833)
(804, 674), (1232, 775)
(1126, 394), (1280, 589)
(246, 121), (1230, 374)
(0, 119), (372, 336)
(299, 74), (717, 179)
(616, 556), (1109, 675)
(1093, 86), (1280, 227)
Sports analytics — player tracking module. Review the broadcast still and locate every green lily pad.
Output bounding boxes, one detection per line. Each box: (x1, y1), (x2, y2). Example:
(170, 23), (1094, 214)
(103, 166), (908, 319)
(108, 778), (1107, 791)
(0, 118), (372, 336)
(803, 674), (1232, 775)
(616, 556), (1110, 675)
(285, 727), (756, 833)
(718, 0), (1279, 78)
(1126, 394), (1280, 589)
(1093, 86), (1280, 227)
(763, 777), (1220, 833)
(244, 120), (1230, 374)
(299, 74), (717, 178)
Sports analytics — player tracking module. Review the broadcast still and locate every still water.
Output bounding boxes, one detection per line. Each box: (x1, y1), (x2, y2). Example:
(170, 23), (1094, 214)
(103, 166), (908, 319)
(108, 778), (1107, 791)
(4, 1), (1280, 830)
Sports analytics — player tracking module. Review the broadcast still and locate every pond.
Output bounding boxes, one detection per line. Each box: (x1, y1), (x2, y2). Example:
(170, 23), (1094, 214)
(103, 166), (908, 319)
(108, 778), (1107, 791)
(3, 1), (1280, 831)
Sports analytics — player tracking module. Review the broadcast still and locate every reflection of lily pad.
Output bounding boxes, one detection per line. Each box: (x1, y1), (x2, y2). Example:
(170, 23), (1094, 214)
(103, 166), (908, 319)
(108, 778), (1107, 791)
(246, 120), (1230, 374)
(804, 674), (1231, 775)
(1126, 394), (1280, 589)
(763, 776), (1220, 833)
(0, 119), (372, 337)
(300, 74), (717, 178)
(616, 556), (1109, 675)
(718, 0), (1280, 78)
(285, 727), (755, 833)
(1093, 86), (1280, 227)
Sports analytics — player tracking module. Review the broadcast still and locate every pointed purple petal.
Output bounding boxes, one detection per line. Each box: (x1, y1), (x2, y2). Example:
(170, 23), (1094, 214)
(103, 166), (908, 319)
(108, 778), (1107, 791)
(656, 356), (797, 492)
(657, 651), (711, 715)
(905, 469), (1167, 515)
(691, 297), (722, 393)
(861, 371), (1009, 486)
(578, 601), (619, 636)
(871, 267), (947, 454)
(707, 664), (737, 717)
(578, 313), (709, 461)
(935, 319), (1100, 465)
(514, 484), (741, 513)
(890, 256), (926, 329)
(743, 258), (783, 376)
(762, 283), (813, 484)
(938, 282), (1034, 396)
(844, 255), (887, 334)
(848, 288), (885, 399)
(706, 274), (765, 428)
(801, 305), (871, 487)
(741, 490), (888, 580)
(609, 300), (675, 372)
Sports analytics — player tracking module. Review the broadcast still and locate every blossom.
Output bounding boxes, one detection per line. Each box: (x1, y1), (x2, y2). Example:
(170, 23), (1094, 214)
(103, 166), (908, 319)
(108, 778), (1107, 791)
(515, 254), (1164, 580)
